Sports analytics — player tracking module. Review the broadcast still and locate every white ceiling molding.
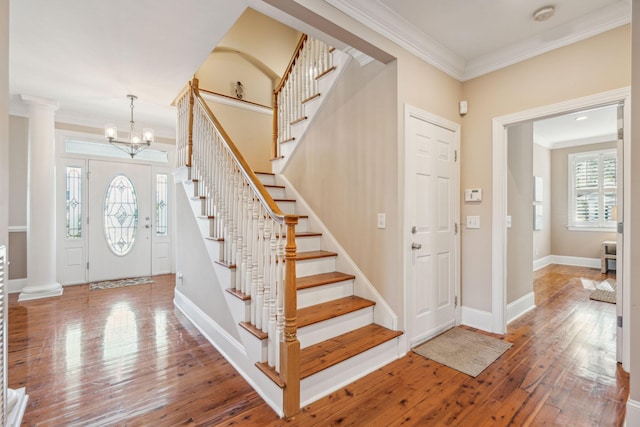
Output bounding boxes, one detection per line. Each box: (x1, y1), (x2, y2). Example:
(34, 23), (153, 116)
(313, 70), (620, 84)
(463, 2), (631, 80)
(324, 0), (465, 80)
(325, 0), (630, 82)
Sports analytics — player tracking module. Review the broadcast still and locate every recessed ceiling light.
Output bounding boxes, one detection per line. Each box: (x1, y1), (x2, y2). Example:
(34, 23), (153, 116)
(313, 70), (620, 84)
(575, 116), (588, 121)
(533, 5), (555, 22)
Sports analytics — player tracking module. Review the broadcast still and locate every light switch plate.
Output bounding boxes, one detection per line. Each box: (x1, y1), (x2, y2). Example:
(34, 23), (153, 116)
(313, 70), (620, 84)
(467, 216), (480, 229)
(377, 213), (386, 229)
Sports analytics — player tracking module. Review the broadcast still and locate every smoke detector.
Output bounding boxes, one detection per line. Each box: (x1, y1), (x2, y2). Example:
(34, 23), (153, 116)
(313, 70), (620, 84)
(533, 5), (555, 22)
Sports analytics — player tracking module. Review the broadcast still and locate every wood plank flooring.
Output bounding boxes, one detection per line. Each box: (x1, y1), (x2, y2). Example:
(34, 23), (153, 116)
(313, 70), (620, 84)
(8, 264), (628, 426)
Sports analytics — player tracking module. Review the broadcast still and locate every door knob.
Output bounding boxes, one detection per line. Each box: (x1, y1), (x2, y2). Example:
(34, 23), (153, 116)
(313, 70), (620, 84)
(411, 242), (422, 250)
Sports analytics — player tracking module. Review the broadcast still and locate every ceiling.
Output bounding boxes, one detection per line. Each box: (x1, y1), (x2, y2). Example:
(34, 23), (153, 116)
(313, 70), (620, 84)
(326, 0), (631, 81)
(8, 0), (631, 141)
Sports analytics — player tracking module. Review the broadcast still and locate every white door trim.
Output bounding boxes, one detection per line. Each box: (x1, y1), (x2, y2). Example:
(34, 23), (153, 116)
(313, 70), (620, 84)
(403, 104), (461, 349)
(491, 87), (630, 371)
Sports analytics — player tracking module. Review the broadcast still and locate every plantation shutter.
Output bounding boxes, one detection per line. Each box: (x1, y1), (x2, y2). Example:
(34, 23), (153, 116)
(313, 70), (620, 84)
(569, 150), (617, 229)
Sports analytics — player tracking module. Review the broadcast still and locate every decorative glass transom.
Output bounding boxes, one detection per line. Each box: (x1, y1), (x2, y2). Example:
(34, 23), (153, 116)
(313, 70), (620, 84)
(104, 175), (138, 256)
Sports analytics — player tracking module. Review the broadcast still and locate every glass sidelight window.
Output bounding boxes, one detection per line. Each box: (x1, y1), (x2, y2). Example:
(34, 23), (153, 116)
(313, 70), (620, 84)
(66, 166), (83, 239)
(156, 174), (168, 236)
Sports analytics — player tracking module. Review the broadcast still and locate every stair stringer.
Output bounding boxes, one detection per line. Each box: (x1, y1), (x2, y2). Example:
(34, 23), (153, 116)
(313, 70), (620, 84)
(172, 169), (285, 417)
(277, 174), (399, 331)
(271, 49), (352, 174)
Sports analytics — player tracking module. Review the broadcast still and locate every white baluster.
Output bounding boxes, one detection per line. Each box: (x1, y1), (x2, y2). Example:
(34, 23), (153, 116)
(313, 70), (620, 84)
(275, 224), (286, 373)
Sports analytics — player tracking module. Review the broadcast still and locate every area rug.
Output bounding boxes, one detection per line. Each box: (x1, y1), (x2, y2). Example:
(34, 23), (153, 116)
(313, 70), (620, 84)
(412, 327), (512, 377)
(89, 276), (154, 290)
(589, 279), (616, 304)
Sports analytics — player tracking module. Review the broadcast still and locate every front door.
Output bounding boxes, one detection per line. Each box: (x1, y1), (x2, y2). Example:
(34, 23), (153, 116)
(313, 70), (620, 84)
(88, 160), (152, 281)
(406, 108), (459, 346)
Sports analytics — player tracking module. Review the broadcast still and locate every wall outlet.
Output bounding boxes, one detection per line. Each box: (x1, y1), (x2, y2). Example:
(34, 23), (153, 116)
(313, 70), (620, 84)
(377, 213), (386, 229)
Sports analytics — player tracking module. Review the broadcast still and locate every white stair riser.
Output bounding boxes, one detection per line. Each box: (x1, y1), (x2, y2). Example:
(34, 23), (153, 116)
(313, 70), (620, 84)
(255, 173), (276, 186)
(213, 263), (235, 291)
(297, 280), (354, 309)
(265, 186), (286, 199)
(297, 217), (309, 232)
(298, 306), (374, 349)
(296, 256), (336, 277)
(295, 235), (321, 253)
(238, 327), (268, 364)
(225, 292), (250, 324)
(274, 200), (296, 214)
(300, 338), (400, 407)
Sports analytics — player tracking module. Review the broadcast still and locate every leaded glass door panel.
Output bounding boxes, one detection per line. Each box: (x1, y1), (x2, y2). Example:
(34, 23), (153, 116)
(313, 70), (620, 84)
(88, 160), (152, 282)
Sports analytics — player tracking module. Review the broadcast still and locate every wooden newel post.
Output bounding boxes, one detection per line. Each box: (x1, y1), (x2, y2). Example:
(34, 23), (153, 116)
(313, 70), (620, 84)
(187, 78), (198, 168)
(281, 214), (300, 419)
(272, 91), (278, 160)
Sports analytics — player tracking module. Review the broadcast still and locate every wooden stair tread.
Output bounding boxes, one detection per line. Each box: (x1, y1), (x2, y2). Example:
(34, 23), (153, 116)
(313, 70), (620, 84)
(255, 362), (285, 388)
(295, 250), (337, 261)
(297, 296), (374, 328)
(300, 324), (403, 379)
(273, 198), (296, 203)
(225, 288), (249, 301)
(264, 184), (285, 189)
(297, 272), (355, 290)
(240, 321), (268, 340)
(255, 171), (274, 176)
(215, 259), (236, 269)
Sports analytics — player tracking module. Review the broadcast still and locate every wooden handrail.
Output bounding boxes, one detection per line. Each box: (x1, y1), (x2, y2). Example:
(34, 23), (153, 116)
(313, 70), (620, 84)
(274, 34), (308, 94)
(192, 86), (289, 224)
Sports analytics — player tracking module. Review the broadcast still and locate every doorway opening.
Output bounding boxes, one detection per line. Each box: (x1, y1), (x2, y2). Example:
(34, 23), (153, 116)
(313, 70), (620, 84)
(492, 88), (630, 371)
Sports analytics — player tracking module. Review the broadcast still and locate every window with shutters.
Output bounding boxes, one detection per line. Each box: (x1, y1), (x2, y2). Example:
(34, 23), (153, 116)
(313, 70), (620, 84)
(568, 149), (617, 231)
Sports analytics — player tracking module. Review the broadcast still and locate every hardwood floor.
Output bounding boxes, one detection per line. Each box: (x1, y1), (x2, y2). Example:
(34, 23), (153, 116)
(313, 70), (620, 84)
(8, 265), (627, 426)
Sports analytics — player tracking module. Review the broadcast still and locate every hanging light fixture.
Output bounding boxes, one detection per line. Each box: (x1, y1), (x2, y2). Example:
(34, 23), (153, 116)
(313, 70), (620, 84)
(104, 94), (154, 158)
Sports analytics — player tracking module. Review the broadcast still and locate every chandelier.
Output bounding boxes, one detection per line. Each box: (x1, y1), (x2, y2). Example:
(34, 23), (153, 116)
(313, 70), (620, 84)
(104, 94), (154, 158)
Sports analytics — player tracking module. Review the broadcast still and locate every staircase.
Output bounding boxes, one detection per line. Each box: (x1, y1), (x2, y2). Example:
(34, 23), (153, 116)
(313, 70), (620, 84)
(173, 35), (402, 418)
(177, 169), (402, 413)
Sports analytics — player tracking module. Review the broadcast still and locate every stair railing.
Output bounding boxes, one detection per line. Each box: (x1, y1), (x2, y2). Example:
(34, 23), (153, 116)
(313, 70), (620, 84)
(177, 78), (300, 418)
(272, 35), (335, 159)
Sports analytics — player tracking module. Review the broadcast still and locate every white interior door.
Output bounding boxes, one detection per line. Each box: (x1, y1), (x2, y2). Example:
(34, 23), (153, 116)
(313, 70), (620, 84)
(406, 109), (459, 346)
(88, 160), (152, 281)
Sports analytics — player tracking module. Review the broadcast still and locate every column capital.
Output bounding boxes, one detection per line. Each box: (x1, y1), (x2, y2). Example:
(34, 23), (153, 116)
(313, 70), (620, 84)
(20, 94), (59, 112)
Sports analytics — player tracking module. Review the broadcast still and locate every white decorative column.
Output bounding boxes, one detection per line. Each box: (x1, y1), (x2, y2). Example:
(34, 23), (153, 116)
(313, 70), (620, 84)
(18, 95), (63, 301)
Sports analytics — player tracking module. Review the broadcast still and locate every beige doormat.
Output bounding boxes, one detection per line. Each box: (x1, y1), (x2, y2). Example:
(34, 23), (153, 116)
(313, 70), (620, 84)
(89, 276), (154, 290)
(412, 327), (512, 377)
(589, 279), (616, 304)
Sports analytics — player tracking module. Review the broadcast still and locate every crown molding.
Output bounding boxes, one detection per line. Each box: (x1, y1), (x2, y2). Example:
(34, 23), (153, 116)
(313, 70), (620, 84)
(326, 0), (630, 82)
(325, 0), (465, 80)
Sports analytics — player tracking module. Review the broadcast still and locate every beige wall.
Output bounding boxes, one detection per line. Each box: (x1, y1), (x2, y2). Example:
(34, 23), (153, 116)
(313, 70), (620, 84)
(533, 143), (551, 260)
(8, 232), (26, 280)
(506, 123), (533, 304)
(461, 25), (631, 312)
(284, 59), (403, 320)
(9, 116), (28, 226)
(629, 0), (639, 409)
(0, 0), (8, 250)
(549, 141), (617, 258)
(217, 8), (301, 79)
(205, 101), (272, 172)
(195, 8), (301, 106)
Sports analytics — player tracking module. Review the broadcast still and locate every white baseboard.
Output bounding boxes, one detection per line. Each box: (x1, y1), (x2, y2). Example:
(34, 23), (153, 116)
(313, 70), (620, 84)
(626, 399), (640, 427)
(507, 291), (536, 324)
(533, 255), (552, 271)
(548, 255), (600, 269)
(460, 306), (494, 332)
(8, 278), (27, 294)
(173, 288), (284, 417)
